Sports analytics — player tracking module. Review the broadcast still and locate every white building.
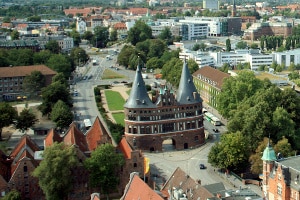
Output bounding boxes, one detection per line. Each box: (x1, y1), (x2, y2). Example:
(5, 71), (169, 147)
(210, 49), (273, 70)
(203, 0), (219, 11)
(76, 18), (87, 35)
(273, 49), (300, 67)
(179, 49), (215, 68)
(180, 17), (222, 37)
(178, 19), (209, 40)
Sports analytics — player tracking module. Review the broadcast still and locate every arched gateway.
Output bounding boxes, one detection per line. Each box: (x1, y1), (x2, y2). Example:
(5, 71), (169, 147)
(124, 60), (205, 152)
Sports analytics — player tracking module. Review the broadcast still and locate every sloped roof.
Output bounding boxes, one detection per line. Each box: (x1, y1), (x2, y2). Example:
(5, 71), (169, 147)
(124, 65), (155, 108)
(192, 66), (230, 89)
(10, 134), (40, 159)
(261, 142), (277, 162)
(44, 129), (62, 148)
(113, 22), (127, 30)
(86, 116), (112, 151)
(121, 172), (164, 200)
(0, 65), (57, 78)
(129, 8), (149, 15)
(11, 150), (38, 175)
(118, 137), (132, 159)
(63, 122), (88, 152)
(176, 60), (202, 104)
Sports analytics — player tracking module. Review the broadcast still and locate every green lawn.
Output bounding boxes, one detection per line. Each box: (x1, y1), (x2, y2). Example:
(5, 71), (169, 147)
(112, 112), (125, 126)
(102, 69), (126, 79)
(104, 90), (125, 111)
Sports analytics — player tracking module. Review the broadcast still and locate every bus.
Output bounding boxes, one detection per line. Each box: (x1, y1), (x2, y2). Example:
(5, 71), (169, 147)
(204, 112), (221, 126)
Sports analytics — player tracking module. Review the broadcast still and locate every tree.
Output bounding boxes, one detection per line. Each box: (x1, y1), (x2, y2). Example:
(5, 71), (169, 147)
(249, 137), (270, 174)
(208, 132), (250, 171)
(46, 54), (73, 78)
(45, 40), (60, 54)
(127, 20), (152, 46)
(235, 41), (248, 49)
(146, 57), (163, 69)
(22, 70), (45, 97)
(110, 29), (118, 41)
(32, 142), (78, 200)
(274, 137), (295, 158)
(192, 43), (201, 51)
(250, 43), (258, 49)
(93, 26), (109, 48)
(272, 107), (295, 141)
(226, 38), (231, 51)
(158, 27), (173, 45)
(15, 108), (38, 133)
(217, 70), (263, 119)
(52, 73), (68, 86)
(39, 81), (72, 116)
(27, 15), (41, 22)
(69, 30), (81, 46)
(82, 30), (94, 42)
(0, 103), (18, 140)
(147, 39), (167, 58)
(117, 45), (135, 68)
(50, 100), (73, 130)
(84, 144), (124, 196)
(33, 50), (52, 64)
(1, 189), (21, 200)
(10, 30), (19, 40)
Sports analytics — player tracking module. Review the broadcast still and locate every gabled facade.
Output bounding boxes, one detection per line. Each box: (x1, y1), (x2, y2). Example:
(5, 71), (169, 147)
(124, 61), (205, 152)
(121, 172), (164, 200)
(262, 142), (300, 200)
(6, 135), (43, 199)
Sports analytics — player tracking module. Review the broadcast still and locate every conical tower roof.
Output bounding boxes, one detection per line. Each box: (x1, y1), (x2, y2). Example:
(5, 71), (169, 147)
(176, 60), (202, 104)
(261, 141), (277, 162)
(124, 65), (155, 108)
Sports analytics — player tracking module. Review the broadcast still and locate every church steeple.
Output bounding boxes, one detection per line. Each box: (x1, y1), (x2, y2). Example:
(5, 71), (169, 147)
(231, 0), (236, 17)
(124, 65), (155, 108)
(176, 60), (202, 104)
(261, 137), (276, 198)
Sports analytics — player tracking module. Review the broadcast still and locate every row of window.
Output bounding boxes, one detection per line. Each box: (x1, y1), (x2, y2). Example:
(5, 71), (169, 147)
(127, 120), (202, 134)
(128, 105), (201, 115)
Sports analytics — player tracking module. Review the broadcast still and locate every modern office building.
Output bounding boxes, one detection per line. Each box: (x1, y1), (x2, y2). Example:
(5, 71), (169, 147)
(273, 48), (300, 67)
(124, 61), (205, 152)
(203, 0), (219, 11)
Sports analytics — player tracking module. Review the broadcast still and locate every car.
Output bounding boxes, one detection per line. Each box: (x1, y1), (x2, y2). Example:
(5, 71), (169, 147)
(213, 128), (219, 133)
(73, 90), (78, 96)
(121, 81), (128, 84)
(199, 164), (206, 169)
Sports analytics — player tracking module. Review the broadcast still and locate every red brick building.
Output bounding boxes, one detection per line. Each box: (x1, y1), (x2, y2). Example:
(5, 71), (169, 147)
(262, 141), (300, 200)
(124, 61), (205, 152)
(0, 116), (147, 199)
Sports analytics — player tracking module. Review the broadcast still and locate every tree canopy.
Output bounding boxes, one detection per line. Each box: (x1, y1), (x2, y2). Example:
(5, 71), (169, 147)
(22, 70), (45, 97)
(50, 100), (73, 130)
(208, 132), (250, 171)
(15, 108), (38, 133)
(0, 103), (18, 140)
(39, 81), (72, 116)
(32, 142), (78, 200)
(84, 143), (124, 195)
(127, 20), (152, 46)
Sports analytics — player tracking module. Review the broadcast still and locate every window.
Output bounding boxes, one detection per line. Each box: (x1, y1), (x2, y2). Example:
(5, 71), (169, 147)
(277, 184), (282, 195)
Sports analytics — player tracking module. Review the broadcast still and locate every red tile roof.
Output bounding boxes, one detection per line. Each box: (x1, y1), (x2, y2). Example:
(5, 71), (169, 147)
(118, 137), (132, 159)
(192, 66), (230, 89)
(11, 149), (38, 176)
(121, 172), (164, 200)
(129, 8), (149, 15)
(44, 129), (62, 148)
(63, 122), (89, 152)
(86, 116), (112, 151)
(113, 22), (127, 30)
(0, 65), (57, 78)
(9, 134), (40, 159)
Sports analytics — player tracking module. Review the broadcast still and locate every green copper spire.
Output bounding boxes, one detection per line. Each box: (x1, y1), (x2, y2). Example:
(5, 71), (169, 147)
(261, 139), (277, 161)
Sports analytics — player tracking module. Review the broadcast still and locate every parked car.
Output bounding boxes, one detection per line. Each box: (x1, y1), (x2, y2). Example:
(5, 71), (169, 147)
(213, 128), (219, 133)
(199, 164), (206, 169)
